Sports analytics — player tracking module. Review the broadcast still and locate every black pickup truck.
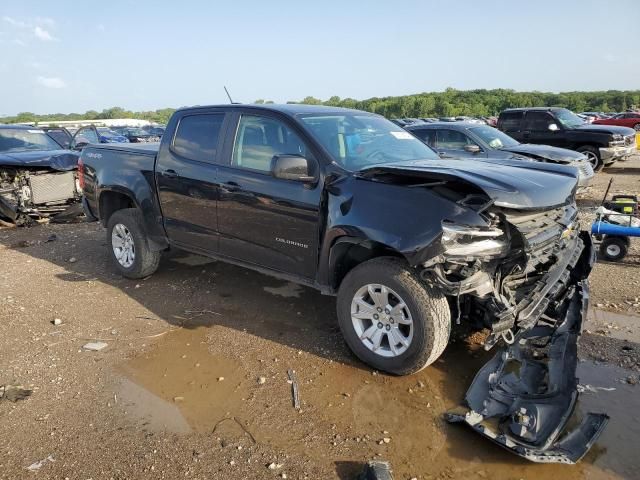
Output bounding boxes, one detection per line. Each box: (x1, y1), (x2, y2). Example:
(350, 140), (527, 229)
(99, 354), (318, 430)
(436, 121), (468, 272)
(498, 107), (636, 170)
(79, 104), (607, 462)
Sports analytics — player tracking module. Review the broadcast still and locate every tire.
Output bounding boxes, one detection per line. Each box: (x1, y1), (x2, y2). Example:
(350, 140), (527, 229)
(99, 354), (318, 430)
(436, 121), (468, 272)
(599, 236), (628, 262)
(577, 145), (602, 171)
(106, 208), (161, 279)
(336, 257), (451, 375)
(634, 123), (640, 132)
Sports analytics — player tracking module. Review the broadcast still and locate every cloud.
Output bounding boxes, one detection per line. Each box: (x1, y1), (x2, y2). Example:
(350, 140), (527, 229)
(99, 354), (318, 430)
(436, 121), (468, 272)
(12, 38), (27, 47)
(34, 25), (57, 42)
(2, 16), (28, 28)
(36, 76), (66, 89)
(35, 17), (55, 27)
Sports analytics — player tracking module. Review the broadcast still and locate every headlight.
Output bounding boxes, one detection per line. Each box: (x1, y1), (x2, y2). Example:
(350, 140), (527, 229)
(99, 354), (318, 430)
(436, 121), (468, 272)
(441, 222), (508, 257)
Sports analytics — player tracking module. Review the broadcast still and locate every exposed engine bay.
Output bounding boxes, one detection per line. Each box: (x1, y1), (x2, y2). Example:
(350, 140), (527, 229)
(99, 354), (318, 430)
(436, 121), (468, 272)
(0, 167), (82, 225)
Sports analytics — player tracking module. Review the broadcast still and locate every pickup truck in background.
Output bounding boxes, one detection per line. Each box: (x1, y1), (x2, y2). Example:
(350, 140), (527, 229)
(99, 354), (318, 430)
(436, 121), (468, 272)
(498, 107), (637, 170)
(79, 104), (607, 463)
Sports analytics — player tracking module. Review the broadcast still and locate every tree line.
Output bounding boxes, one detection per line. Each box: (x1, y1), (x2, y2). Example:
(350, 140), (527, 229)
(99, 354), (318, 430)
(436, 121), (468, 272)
(3, 88), (639, 125)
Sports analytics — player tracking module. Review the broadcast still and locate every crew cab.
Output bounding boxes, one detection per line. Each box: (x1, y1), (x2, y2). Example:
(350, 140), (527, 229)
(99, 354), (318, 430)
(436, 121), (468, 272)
(79, 104), (607, 462)
(498, 107), (636, 169)
(0, 125), (81, 224)
(405, 122), (594, 189)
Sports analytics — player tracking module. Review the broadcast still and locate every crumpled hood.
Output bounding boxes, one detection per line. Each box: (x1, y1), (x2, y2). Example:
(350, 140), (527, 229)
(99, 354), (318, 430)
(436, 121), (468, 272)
(0, 149), (79, 171)
(572, 123), (636, 136)
(358, 158), (578, 209)
(499, 143), (585, 163)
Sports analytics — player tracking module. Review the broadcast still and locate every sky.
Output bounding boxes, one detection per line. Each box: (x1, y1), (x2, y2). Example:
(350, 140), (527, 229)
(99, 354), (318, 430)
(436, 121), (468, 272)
(0, 0), (639, 116)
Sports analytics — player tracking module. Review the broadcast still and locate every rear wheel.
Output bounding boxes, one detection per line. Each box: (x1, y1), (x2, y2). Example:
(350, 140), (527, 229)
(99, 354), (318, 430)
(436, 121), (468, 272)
(577, 145), (602, 171)
(599, 236), (628, 262)
(107, 208), (161, 279)
(336, 257), (451, 375)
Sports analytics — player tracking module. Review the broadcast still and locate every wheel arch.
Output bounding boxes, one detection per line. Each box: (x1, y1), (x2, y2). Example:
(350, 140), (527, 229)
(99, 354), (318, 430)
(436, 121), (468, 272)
(327, 236), (407, 292)
(98, 188), (138, 227)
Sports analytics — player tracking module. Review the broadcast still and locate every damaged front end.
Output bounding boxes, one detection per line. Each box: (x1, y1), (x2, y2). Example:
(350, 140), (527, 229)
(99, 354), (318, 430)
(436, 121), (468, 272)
(0, 167), (82, 225)
(446, 234), (608, 463)
(425, 199), (608, 463)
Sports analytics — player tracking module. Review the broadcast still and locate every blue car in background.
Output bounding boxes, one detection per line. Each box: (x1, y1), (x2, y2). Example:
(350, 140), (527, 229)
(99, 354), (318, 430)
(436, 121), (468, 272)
(96, 127), (129, 143)
(68, 125), (129, 150)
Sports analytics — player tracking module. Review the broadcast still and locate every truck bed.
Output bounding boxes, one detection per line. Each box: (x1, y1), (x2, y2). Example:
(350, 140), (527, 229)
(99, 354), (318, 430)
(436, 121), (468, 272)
(87, 142), (160, 156)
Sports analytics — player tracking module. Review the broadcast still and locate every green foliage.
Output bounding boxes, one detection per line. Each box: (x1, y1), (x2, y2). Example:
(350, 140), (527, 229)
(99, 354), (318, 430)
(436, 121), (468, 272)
(3, 88), (638, 125)
(288, 88), (640, 118)
(1, 106), (177, 125)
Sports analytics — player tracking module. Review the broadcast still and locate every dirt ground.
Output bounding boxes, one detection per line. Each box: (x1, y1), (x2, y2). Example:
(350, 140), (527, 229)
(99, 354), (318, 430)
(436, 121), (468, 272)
(1, 155), (640, 480)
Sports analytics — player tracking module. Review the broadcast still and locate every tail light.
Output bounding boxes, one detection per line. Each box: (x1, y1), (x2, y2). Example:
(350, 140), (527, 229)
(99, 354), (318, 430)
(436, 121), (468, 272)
(77, 157), (85, 190)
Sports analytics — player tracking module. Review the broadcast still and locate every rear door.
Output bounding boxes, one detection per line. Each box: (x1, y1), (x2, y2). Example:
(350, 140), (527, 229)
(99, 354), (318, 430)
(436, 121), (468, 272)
(155, 109), (229, 252)
(521, 111), (567, 147)
(215, 110), (322, 280)
(498, 111), (524, 141)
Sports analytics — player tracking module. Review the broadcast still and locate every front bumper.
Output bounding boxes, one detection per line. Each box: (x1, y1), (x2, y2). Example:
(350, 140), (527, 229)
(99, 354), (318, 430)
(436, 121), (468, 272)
(600, 144), (635, 164)
(447, 233), (609, 463)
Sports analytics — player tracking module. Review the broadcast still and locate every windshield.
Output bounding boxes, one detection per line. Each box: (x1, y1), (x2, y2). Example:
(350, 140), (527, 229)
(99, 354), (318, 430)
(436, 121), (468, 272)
(0, 128), (63, 153)
(299, 114), (439, 170)
(555, 109), (585, 128)
(469, 125), (519, 149)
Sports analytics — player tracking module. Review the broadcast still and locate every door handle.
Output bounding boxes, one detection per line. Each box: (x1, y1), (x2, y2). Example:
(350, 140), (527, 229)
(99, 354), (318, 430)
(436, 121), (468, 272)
(163, 169), (179, 178)
(222, 181), (241, 193)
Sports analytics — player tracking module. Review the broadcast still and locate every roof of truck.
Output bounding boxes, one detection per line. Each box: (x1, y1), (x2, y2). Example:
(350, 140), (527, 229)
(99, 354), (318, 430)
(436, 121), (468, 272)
(502, 107), (565, 112)
(175, 103), (373, 116)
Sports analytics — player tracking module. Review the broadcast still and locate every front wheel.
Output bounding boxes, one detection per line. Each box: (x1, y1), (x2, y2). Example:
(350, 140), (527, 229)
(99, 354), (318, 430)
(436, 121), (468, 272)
(577, 145), (602, 171)
(633, 123), (640, 132)
(336, 257), (451, 375)
(107, 208), (161, 279)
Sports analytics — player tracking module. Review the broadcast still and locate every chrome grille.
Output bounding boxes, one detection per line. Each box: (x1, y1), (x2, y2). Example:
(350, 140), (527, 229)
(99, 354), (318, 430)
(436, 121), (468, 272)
(572, 160), (594, 178)
(28, 172), (76, 204)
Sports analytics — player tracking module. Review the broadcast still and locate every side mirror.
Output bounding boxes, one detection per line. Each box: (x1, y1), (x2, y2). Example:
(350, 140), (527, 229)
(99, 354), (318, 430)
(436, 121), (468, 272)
(271, 154), (315, 182)
(464, 144), (481, 153)
(548, 123), (559, 132)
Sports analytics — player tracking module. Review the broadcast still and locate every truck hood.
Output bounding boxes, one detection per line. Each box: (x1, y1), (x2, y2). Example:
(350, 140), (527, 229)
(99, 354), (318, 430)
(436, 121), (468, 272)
(570, 123), (636, 136)
(0, 149), (79, 171)
(357, 158), (577, 209)
(499, 143), (585, 163)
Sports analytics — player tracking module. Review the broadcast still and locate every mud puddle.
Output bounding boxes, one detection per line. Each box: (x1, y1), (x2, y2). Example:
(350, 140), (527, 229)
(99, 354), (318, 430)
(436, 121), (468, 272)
(118, 326), (639, 479)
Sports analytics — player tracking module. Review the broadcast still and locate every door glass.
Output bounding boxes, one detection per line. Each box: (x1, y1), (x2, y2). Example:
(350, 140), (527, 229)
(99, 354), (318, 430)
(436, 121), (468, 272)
(172, 114), (225, 163)
(500, 112), (523, 132)
(523, 112), (554, 131)
(411, 128), (437, 147)
(437, 130), (473, 149)
(75, 127), (99, 144)
(232, 115), (309, 172)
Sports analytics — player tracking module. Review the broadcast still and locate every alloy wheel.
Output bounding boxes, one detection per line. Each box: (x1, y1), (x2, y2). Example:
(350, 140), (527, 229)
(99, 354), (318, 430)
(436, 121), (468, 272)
(112, 223), (135, 268)
(350, 283), (414, 358)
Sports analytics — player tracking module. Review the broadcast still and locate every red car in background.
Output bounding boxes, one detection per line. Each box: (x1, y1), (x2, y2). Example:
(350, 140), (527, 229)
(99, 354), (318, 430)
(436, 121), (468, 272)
(594, 112), (640, 131)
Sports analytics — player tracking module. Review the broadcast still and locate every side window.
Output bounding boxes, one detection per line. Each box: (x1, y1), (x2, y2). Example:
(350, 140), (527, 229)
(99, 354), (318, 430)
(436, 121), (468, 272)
(500, 112), (523, 132)
(232, 115), (310, 173)
(172, 114), (225, 163)
(411, 129), (436, 147)
(523, 112), (555, 131)
(76, 127), (100, 144)
(437, 129), (473, 149)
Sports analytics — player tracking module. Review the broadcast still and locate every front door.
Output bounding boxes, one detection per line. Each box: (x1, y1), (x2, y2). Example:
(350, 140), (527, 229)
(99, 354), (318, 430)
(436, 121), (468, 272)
(435, 129), (488, 159)
(216, 112), (322, 280)
(522, 111), (567, 148)
(155, 111), (228, 253)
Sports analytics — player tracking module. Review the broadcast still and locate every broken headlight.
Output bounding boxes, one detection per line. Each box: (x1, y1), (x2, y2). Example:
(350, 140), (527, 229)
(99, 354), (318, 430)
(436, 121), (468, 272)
(441, 222), (508, 257)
